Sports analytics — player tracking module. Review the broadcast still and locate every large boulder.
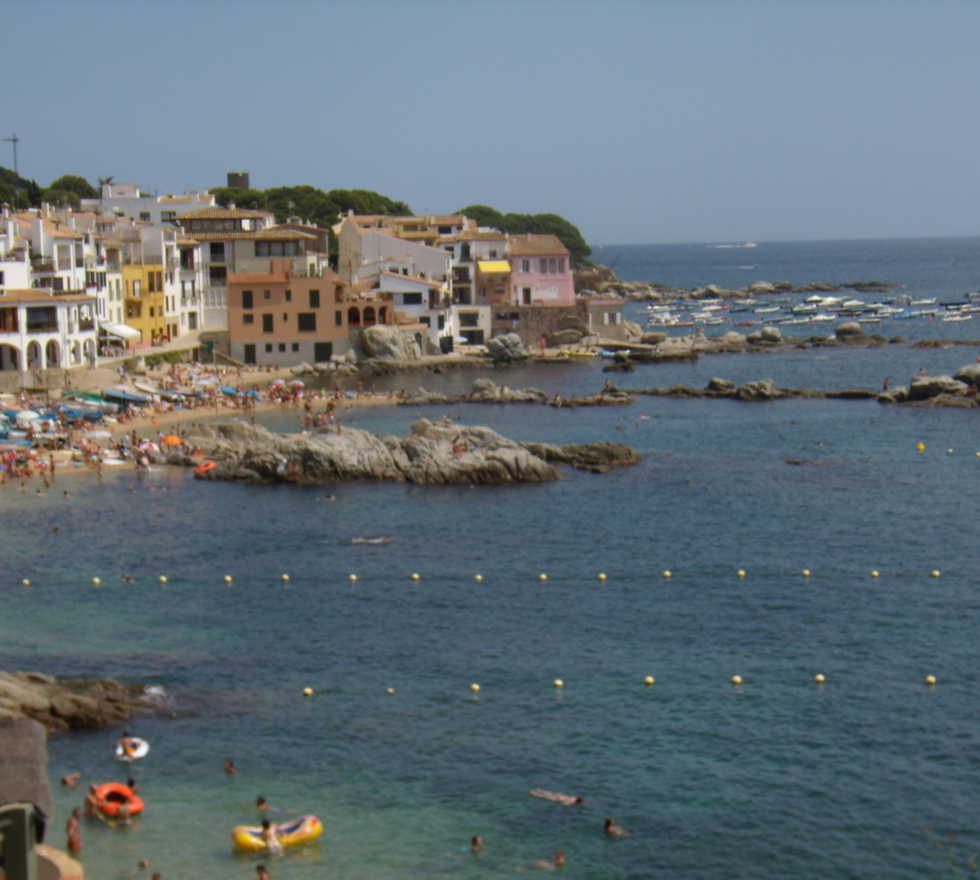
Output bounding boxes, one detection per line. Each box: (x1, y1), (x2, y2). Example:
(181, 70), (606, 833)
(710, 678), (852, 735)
(747, 326), (782, 345)
(737, 379), (782, 401)
(360, 326), (421, 361)
(908, 375), (969, 401)
(836, 322), (864, 338)
(485, 333), (528, 363)
(953, 363), (980, 386)
(468, 378), (548, 404)
(746, 280), (777, 295)
(706, 377), (736, 393)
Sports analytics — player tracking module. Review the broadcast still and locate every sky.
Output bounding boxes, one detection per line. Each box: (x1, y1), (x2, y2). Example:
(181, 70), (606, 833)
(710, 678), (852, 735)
(4, 0), (980, 245)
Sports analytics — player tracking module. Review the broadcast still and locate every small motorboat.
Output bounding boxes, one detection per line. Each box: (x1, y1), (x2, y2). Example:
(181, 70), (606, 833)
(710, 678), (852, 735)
(350, 536), (393, 545)
(231, 815), (323, 852)
(93, 782), (144, 819)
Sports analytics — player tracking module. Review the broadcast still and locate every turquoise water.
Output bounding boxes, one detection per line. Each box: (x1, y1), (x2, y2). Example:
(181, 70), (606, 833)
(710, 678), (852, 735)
(4, 238), (980, 878)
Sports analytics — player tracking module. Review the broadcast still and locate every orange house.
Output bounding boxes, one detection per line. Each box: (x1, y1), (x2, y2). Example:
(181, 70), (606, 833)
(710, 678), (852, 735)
(227, 261), (352, 366)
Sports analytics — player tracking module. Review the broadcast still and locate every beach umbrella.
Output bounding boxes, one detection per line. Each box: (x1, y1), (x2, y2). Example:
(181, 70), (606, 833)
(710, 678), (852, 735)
(161, 434), (183, 447)
(270, 379), (285, 388)
(288, 379), (305, 387)
(15, 410), (40, 426)
(140, 441), (159, 453)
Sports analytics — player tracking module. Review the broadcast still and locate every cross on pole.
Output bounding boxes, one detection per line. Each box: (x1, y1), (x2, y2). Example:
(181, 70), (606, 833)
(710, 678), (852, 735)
(2, 133), (20, 176)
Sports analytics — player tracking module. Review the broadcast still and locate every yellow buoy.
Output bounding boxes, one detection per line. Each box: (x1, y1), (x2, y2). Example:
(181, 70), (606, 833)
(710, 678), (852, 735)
(469, 682), (481, 693)
(553, 678), (564, 688)
(224, 575), (233, 584)
(385, 687), (396, 695)
(869, 570), (880, 578)
(643, 675), (655, 687)
(159, 575), (168, 584)
(930, 569), (941, 578)
(302, 687), (314, 697)
(538, 573), (548, 581)
(91, 577), (101, 585)
(474, 574), (484, 582)
(814, 673), (826, 684)
(410, 572), (420, 581)
(281, 574), (290, 582)
(731, 674), (743, 686)
(597, 572), (607, 582)
(737, 569), (746, 578)
(348, 573), (358, 582)
(21, 578), (31, 586)
(662, 569), (672, 579)
(947, 448), (955, 455)
(916, 442), (926, 453)
(924, 674), (937, 686)
(801, 569), (811, 577)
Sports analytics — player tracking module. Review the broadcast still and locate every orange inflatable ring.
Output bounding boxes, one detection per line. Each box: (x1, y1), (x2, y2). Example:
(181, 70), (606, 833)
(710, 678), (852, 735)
(194, 460), (217, 476)
(93, 782), (144, 818)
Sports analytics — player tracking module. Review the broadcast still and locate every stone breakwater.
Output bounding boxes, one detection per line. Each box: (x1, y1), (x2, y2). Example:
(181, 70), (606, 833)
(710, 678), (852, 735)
(0, 671), (158, 732)
(174, 418), (640, 486)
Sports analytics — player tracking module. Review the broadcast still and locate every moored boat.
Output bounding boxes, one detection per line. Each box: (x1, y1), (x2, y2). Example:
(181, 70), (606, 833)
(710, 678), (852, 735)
(231, 815), (323, 852)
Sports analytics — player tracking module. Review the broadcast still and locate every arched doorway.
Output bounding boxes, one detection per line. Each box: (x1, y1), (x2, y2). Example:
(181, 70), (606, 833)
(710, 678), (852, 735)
(347, 306), (361, 327)
(27, 341), (42, 369)
(378, 306), (387, 323)
(0, 344), (20, 371)
(70, 341), (81, 366)
(363, 306), (376, 326)
(45, 339), (61, 368)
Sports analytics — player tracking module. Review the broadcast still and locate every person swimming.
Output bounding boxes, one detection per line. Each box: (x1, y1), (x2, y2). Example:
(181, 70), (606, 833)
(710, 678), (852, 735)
(529, 789), (584, 806)
(470, 835), (484, 853)
(604, 818), (630, 838)
(517, 850), (565, 871)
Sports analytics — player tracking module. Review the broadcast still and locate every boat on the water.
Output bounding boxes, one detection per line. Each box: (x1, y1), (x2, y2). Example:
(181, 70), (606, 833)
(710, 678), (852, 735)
(115, 737), (150, 762)
(231, 815), (323, 852)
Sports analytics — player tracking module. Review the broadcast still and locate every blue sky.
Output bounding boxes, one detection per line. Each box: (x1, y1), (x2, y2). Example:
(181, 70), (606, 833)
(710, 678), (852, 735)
(4, 0), (980, 245)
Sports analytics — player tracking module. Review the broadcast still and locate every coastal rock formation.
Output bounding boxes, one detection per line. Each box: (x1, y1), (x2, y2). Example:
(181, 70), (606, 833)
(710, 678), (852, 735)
(747, 325), (783, 345)
(486, 333), (529, 363)
(953, 363), (980, 385)
(907, 375), (969, 401)
(360, 325), (421, 361)
(179, 418), (639, 486)
(468, 377), (548, 403)
(0, 672), (157, 732)
(835, 322), (864, 338)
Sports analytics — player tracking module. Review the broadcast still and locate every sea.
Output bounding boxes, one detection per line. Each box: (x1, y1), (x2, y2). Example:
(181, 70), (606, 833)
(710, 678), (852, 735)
(3, 237), (979, 880)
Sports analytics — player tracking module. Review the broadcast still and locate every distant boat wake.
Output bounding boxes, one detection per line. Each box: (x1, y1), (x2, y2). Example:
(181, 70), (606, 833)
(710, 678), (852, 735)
(349, 536), (394, 545)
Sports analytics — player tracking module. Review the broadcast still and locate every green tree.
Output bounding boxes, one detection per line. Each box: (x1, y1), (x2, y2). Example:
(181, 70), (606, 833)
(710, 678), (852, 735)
(46, 174), (98, 200)
(457, 204), (506, 230)
(40, 188), (81, 209)
(456, 204), (592, 266)
(210, 186), (267, 210)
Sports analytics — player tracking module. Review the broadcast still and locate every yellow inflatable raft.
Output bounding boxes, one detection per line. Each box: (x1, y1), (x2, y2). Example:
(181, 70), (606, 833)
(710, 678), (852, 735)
(231, 815), (323, 852)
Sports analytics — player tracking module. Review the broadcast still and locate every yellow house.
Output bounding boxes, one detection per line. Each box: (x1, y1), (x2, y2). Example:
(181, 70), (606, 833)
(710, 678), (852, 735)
(123, 264), (167, 344)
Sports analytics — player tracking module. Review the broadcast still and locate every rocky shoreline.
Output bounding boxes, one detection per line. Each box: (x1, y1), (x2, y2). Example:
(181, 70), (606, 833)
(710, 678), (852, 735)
(0, 671), (160, 732)
(172, 417), (640, 486)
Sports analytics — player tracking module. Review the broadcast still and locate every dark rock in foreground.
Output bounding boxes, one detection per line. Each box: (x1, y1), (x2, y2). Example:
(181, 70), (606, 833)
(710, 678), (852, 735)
(0, 671), (157, 732)
(177, 419), (639, 486)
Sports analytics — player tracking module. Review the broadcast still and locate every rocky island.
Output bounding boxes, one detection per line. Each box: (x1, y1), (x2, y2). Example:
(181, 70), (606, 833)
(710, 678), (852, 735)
(174, 417), (640, 486)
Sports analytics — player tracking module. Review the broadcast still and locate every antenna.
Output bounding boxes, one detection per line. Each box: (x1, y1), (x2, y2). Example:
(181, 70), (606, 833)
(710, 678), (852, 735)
(2, 133), (19, 176)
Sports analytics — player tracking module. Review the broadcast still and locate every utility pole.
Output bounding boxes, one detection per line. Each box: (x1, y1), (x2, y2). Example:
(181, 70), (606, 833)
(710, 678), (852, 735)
(2, 132), (19, 175)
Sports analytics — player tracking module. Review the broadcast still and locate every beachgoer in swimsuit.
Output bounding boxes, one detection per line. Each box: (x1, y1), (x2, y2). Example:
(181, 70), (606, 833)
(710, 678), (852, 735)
(66, 808), (81, 855)
(470, 835), (484, 853)
(518, 850), (565, 871)
(529, 789), (584, 806)
(260, 818), (282, 855)
(604, 818), (630, 838)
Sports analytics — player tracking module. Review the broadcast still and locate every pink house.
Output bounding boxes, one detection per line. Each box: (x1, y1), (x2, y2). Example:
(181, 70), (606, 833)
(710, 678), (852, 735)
(507, 234), (575, 307)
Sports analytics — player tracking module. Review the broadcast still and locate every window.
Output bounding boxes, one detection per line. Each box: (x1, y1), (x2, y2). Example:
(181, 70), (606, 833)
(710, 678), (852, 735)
(265, 343), (273, 352)
(243, 314), (254, 324)
(262, 314), (274, 333)
(139, 211), (151, 222)
(438, 315), (445, 329)
(278, 343), (286, 352)
(334, 285), (343, 302)
(309, 289), (320, 308)
(548, 258), (557, 273)
(161, 211), (177, 223)
(255, 241), (299, 257)
(557, 258), (565, 272)
(285, 289), (292, 302)
(459, 312), (479, 328)
(297, 313), (316, 331)
(292, 343), (299, 352)
(402, 292), (422, 305)
(0, 271), (4, 286)
(209, 266), (227, 284)
(242, 290), (253, 309)
(539, 259), (548, 273)
(335, 311), (342, 326)
(282, 313), (288, 321)
(489, 250), (497, 258)
(420, 316), (430, 326)
(522, 259), (530, 272)
(210, 243), (225, 261)
(264, 290), (271, 300)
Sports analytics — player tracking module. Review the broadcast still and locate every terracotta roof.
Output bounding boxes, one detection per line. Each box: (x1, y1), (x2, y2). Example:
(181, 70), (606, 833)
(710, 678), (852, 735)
(0, 289), (95, 304)
(508, 234), (569, 257)
(178, 206), (272, 220)
(177, 237), (200, 246)
(440, 230), (506, 243)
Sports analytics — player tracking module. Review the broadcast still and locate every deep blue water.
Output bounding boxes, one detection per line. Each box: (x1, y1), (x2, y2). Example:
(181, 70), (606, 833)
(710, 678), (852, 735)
(3, 238), (979, 879)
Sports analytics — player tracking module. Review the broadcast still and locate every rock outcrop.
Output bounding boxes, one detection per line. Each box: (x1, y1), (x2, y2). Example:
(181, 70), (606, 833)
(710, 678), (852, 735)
(360, 326), (421, 361)
(486, 333), (529, 363)
(178, 418), (639, 486)
(0, 672), (157, 732)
